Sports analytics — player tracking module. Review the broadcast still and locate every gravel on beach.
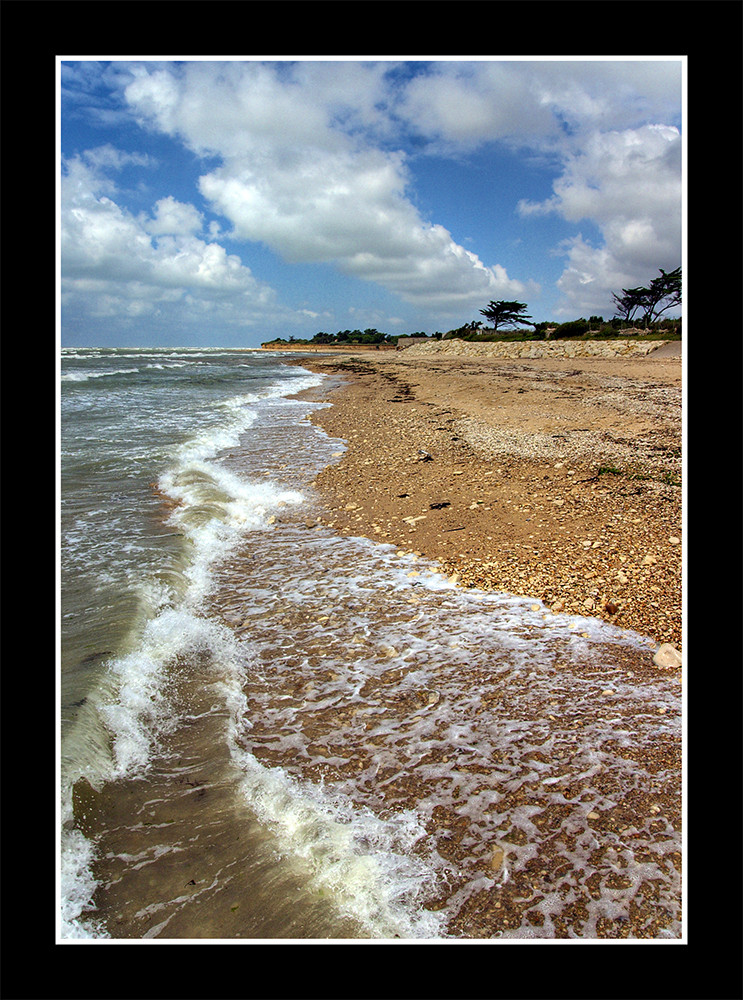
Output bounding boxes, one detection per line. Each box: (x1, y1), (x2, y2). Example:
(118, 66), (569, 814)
(290, 345), (683, 654)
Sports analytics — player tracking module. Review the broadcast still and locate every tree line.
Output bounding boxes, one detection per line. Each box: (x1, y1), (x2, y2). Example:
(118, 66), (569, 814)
(611, 267), (681, 328)
(469, 266), (681, 341)
(267, 327), (399, 346)
(262, 267), (681, 347)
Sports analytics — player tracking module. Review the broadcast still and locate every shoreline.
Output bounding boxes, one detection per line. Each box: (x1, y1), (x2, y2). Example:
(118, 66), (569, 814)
(289, 348), (682, 654)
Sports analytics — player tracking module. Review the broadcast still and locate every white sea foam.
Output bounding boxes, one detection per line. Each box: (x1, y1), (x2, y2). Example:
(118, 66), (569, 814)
(59, 357), (327, 939)
(215, 631), (451, 939)
(61, 367), (140, 382)
(227, 727), (450, 939)
(59, 608), (243, 939)
(60, 825), (110, 939)
(99, 391), (311, 774)
(211, 520), (681, 939)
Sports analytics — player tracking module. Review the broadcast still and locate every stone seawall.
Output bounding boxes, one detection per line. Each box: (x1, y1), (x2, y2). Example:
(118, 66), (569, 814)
(401, 338), (674, 359)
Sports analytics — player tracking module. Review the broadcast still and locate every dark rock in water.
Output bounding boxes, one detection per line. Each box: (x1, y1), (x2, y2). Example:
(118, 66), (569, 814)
(80, 650), (113, 664)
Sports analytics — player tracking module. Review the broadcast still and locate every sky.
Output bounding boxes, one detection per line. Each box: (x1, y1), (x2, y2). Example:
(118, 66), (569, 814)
(59, 58), (684, 348)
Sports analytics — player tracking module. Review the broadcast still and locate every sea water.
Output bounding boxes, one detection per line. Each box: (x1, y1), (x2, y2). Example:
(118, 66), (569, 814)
(59, 347), (682, 940)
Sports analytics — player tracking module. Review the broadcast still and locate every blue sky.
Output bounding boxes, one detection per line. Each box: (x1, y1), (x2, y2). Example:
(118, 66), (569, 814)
(59, 58), (683, 348)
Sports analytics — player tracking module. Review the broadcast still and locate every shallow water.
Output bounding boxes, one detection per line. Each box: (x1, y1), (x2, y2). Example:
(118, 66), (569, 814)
(59, 348), (682, 940)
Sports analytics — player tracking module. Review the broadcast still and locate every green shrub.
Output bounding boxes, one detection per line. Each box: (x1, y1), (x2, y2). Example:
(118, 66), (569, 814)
(551, 319), (589, 339)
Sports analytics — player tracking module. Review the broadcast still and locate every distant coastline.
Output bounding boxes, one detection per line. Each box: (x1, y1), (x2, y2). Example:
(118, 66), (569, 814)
(261, 341), (396, 352)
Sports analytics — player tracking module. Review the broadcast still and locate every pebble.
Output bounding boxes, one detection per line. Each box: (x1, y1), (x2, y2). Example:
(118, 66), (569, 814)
(490, 845), (506, 870)
(653, 643), (682, 669)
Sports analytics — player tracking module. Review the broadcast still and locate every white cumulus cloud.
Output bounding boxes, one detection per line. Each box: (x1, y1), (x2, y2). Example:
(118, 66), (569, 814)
(391, 60), (682, 317)
(123, 61), (529, 315)
(143, 196), (204, 237)
(61, 152), (288, 330)
(517, 123), (681, 315)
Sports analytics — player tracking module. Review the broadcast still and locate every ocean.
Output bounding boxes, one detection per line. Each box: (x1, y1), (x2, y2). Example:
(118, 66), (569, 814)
(59, 347), (682, 940)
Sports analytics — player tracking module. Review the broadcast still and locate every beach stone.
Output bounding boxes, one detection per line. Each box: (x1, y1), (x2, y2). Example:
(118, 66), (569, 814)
(653, 643), (682, 669)
(490, 845), (506, 871)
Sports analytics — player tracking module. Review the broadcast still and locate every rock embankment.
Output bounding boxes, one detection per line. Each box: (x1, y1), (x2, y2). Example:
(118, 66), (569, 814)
(402, 338), (674, 359)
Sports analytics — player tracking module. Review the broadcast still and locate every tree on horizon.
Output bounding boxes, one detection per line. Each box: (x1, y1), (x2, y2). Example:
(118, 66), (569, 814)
(612, 267), (682, 327)
(479, 300), (533, 332)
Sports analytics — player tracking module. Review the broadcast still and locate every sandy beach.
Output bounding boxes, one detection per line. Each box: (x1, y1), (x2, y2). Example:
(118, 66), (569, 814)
(289, 342), (683, 654)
